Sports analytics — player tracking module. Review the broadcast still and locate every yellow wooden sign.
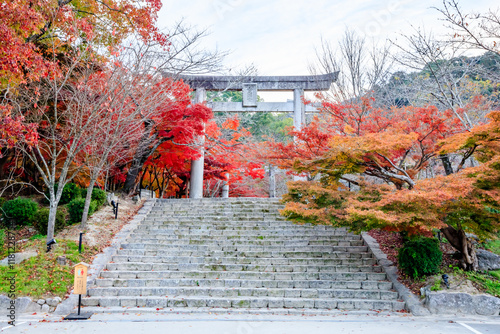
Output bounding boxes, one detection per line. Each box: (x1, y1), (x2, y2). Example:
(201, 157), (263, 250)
(73, 262), (89, 295)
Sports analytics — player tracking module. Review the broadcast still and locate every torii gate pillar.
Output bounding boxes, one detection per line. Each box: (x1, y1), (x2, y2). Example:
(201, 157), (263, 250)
(293, 88), (305, 131)
(189, 88), (206, 199)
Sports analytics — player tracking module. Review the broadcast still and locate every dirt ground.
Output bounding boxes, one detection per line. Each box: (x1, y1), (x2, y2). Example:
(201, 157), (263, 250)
(57, 196), (145, 249)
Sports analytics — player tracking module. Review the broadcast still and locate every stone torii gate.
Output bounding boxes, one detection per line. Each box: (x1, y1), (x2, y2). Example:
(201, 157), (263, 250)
(178, 72), (338, 198)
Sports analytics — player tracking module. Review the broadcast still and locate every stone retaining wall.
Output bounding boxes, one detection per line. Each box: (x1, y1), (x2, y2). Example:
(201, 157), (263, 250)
(425, 292), (500, 316)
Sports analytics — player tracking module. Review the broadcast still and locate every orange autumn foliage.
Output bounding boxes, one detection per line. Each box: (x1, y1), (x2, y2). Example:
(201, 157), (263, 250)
(280, 110), (500, 240)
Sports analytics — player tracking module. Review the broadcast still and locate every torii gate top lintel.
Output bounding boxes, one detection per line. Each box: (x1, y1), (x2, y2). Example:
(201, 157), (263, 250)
(175, 72), (339, 92)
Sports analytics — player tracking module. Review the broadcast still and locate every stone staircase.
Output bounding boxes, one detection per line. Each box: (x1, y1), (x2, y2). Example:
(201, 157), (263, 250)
(82, 198), (405, 313)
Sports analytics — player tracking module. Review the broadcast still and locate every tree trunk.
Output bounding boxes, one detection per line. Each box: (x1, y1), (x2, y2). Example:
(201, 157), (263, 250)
(46, 184), (62, 246)
(440, 154), (454, 175)
(124, 155), (147, 194)
(123, 120), (156, 194)
(81, 177), (97, 228)
(440, 225), (478, 271)
(0, 153), (11, 180)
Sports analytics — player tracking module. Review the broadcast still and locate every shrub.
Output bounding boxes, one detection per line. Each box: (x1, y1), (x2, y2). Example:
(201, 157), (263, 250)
(81, 187), (107, 208)
(45, 183), (81, 205)
(68, 198), (97, 224)
(33, 207), (67, 235)
(0, 229), (5, 248)
(398, 237), (443, 278)
(1, 197), (39, 227)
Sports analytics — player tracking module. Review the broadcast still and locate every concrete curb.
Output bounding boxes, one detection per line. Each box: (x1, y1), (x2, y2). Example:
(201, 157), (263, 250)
(54, 198), (157, 315)
(361, 232), (430, 316)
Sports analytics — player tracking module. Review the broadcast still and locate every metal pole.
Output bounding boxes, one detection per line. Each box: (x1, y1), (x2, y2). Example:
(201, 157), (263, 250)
(115, 202), (118, 219)
(78, 233), (83, 253)
(78, 294), (81, 315)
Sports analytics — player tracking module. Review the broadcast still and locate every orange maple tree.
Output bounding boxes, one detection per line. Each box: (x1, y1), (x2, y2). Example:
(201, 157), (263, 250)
(268, 99), (499, 270)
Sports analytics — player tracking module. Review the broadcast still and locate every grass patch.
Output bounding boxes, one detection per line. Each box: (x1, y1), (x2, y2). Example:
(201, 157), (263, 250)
(449, 267), (500, 297)
(0, 239), (100, 300)
(490, 270), (500, 280)
(484, 239), (500, 256)
(467, 272), (500, 297)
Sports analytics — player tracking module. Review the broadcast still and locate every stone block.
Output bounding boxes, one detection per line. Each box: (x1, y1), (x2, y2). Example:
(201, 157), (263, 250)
(16, 297), (32, 313)
(207, 299), (231, 308)
(426, 292), (474, 314)
(250, 298), (268, 308)
(473, 294), (500, 315)
(477, 249), (500, 271)
(314, 300), (337, 309)
(81, 298), (99, 306)
(170, 300), (188, 307)
(301, 290), (318, 298)
(337, 300), (355, 310)
(267, 289), (284, 297)
(426, 292), (500, 315)
(100, 298), (120, 307)
(232, 300), (250, 308)
(25, 302), (42, 313)
(268, 299), (284, 308)
(284, 299), (305, 308)
(284, 289), (301, 298)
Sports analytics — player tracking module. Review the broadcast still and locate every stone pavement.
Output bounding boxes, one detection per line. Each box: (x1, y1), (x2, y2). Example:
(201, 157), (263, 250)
(2, 312), (500, 334)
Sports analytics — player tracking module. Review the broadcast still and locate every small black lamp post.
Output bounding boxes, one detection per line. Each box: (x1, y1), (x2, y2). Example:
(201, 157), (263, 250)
(111, 200), (119, 219)
(78, 232), (84, 253)
(442, 274), (450, 289)
(46, 239), (56, 252)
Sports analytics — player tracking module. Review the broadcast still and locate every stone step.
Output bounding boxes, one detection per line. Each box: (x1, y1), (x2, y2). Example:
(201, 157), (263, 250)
(148, 212), (284, 216)
(81, 296), (405, 311)
(124, 239), (365, 247)
(154, 199), (282, 203)
(95, 278), (393, 290)
(80, 306), (393, 315)
(151, 205), (284, 210)
(127, 234), (362, 241)
(120, 243), (369, 253)
(105, 262), (383, 273)
(87, 287), (399, 300)
(130, 229), (359, 237)
(135, 224), (344, 230)
(115, 249), (374, 259)
(99, 270), (388, 281)
(111, 255), (377, 266)
(143, 216), (320, 220)
(148, 210), (284, 213)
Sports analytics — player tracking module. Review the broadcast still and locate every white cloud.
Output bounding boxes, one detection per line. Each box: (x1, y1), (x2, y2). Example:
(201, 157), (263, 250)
(158, 0), (496, 77)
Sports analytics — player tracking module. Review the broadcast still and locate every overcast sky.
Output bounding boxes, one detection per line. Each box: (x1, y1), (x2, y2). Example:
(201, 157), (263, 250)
(158, 0), (493, 76)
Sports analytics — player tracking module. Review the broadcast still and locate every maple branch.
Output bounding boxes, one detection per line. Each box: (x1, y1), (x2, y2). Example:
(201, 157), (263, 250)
(456, 145), (478, 173)
(339, 176), (359, 186)
(376, 152), (413, 179)
(204, 136), (244, 149)
(398, 149), (411, 169)
(26, 0), (73, 43)
(94, 0), (135, 28)
(372, 153), (415, 189)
